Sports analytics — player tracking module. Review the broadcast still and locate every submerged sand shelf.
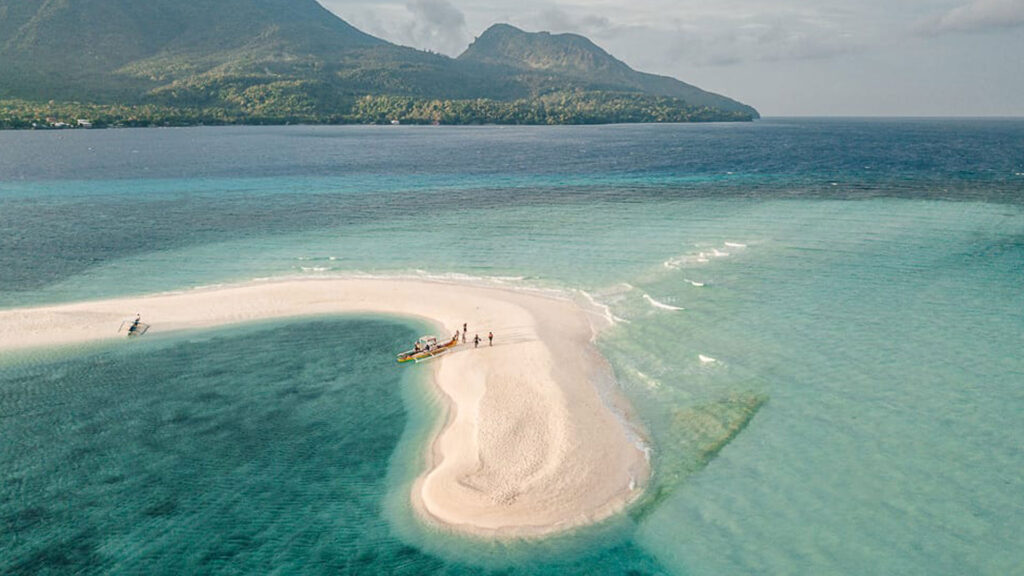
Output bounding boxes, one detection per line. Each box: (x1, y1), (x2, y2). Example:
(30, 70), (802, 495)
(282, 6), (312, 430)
(0, 278), (650, 537)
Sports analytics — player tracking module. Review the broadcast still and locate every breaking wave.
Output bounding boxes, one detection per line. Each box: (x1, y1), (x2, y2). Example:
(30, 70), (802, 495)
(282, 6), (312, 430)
(643, 294), (684, 311)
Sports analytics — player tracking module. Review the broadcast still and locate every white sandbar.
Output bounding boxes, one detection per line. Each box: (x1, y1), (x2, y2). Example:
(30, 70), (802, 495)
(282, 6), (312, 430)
(0, 278), (649, 537)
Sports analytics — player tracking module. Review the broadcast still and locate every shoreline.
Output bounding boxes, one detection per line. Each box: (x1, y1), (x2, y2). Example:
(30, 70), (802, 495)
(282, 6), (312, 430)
(0, 277), (650, 537)
(0, 117), (758, 131)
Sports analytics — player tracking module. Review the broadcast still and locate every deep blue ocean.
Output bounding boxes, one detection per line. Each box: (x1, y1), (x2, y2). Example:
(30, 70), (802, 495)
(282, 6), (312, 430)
(1, 119), (1022, 574)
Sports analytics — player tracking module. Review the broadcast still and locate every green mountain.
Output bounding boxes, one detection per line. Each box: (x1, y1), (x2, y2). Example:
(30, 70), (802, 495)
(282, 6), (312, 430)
(0, 0), (758, 126)
(459, 24), (757, 117)
(0, 0), (458, 101)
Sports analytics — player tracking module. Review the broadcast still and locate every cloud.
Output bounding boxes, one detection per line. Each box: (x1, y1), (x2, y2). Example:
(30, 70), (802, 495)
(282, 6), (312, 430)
(525, 8), (612, 35)
(596, 16), (861, 69)
(402, 0), (471, 55)
(920, 0), (1024, 34)
(327, 1), (868, 64)
(326, 0), (471, 55)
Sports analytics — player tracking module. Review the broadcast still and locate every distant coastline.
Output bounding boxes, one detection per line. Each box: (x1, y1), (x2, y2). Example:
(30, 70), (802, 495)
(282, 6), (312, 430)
(0, 5), (758, 130)
(0, 92), (756, 131)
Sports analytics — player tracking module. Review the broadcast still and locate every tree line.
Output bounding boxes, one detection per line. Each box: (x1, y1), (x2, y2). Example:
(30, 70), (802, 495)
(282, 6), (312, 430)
(0, 90), (755, 130)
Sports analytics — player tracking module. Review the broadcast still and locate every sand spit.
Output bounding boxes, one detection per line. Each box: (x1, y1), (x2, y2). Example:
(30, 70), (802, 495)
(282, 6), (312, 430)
(0, 278), (649, 537)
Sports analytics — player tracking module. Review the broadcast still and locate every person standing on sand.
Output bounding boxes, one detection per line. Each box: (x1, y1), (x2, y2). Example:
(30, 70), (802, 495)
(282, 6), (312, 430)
(128, 313), (142, 334)
(462, 323), (467, 343)
(474, 334), (480, 348)
(488, 331), (493, 346)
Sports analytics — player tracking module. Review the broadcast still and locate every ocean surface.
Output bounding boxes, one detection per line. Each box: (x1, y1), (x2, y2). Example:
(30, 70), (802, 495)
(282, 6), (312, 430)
(1, 119), (1022, 575)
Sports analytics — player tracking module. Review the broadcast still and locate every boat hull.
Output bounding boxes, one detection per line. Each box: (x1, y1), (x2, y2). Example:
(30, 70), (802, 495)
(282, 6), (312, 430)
(397, 337), (459, 363)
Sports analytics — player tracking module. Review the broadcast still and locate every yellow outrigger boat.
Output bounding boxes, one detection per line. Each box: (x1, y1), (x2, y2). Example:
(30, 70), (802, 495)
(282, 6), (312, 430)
(397, 334), (459, 363)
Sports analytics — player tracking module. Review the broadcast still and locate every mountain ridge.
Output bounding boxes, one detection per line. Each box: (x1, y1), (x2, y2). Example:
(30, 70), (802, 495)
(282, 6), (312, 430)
(0, 0), (759, 125)
(459, 23), (756, 116)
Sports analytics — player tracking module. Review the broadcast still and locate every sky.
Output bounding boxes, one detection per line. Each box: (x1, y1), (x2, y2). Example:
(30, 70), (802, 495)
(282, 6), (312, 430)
(320, 0), (1024, 116)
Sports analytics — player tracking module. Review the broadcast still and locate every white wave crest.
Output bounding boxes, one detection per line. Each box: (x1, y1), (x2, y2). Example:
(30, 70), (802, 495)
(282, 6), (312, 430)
(665, 241), (748, 269)
(684, 279), (705, 287)
(404, 270), (538, 290)
(699, 354), (717, 363)
(578, 289), (629, 328)
(643, 294), (684, 311)
(633, 369), (660, 390)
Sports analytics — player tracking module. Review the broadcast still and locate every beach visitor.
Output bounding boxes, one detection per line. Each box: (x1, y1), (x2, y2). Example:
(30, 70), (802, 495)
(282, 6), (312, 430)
(474, 334), (480, 348)
(488, 331), (493, 346)
(454, 330), (460, 343)
(462, 323), (467, 342)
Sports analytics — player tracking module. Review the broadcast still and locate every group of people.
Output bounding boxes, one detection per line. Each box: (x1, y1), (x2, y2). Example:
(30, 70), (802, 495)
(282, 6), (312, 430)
(454, 322), (493, 349)
(406, 323), (494, 357)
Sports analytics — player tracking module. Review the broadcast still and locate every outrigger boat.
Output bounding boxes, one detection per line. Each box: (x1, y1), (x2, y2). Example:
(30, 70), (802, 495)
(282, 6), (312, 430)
(397, 335), (458, 363)
(118, 316), (150, 337)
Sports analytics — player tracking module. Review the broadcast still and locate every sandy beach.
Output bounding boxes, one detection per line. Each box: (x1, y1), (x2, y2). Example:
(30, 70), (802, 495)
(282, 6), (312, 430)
(0, 278), (649, 537)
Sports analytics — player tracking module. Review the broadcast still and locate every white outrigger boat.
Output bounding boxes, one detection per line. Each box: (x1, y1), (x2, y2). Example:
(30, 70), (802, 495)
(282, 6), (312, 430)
(397, 335), (458, 363)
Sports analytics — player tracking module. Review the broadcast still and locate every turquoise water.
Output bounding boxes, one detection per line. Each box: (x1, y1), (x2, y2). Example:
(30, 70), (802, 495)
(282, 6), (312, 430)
(0, 320), (660, 574)
(1, 120), (1022, 574)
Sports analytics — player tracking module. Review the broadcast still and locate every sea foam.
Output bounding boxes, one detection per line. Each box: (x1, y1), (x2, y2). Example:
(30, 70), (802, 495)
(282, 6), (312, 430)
(664, 242), (744, 269)
(579, 289), (629, 327)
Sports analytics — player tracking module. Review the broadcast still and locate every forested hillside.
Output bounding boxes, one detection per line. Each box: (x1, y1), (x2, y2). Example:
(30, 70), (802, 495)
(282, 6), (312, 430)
(0, 0), (757, 126)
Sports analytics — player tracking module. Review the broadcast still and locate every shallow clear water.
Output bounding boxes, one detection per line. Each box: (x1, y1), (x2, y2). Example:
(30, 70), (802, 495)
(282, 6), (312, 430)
(0, 320), (662, 574)
(1, 120), (1022, 574)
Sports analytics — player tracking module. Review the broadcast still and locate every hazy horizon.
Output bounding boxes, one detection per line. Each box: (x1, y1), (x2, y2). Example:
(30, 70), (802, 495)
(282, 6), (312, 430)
(323, 0), (1024, 117)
